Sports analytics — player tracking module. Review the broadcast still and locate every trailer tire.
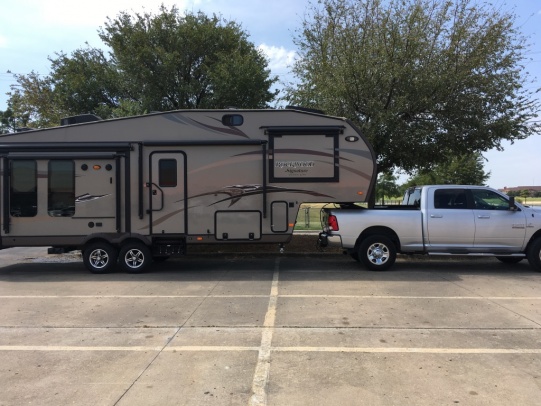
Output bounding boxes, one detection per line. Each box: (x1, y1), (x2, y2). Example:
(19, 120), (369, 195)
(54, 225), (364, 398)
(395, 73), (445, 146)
(358, 235), (396, 271)
(119, 242), (152, 273)
(526, 238), (541, 271)
(83, 242), (118, 274)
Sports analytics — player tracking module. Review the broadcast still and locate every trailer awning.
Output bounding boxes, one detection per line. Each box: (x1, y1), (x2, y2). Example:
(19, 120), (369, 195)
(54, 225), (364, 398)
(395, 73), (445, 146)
(261, 126), (345, 135)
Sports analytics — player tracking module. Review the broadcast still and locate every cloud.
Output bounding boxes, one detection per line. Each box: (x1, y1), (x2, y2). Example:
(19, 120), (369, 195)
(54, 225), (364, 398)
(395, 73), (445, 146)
(258, 44), (297, 72)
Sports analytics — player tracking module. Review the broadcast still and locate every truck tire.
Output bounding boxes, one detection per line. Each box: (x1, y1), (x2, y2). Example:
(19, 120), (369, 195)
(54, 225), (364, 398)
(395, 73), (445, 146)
(83, 242), (118, 274)
(526, 238), (541, 271)
(358, 235), (396, 271)
(118, 242), (152, 273)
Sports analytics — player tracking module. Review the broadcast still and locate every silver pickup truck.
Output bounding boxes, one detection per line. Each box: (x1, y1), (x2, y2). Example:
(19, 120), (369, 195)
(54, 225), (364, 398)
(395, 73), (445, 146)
(319, 185), (541, 271)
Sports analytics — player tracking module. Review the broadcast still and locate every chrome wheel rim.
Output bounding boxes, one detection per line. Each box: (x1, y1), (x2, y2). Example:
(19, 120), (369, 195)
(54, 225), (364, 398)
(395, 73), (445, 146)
(367, 243), (389, 265)
(124, 249), (145, 269)
(89, 249), (109, 269)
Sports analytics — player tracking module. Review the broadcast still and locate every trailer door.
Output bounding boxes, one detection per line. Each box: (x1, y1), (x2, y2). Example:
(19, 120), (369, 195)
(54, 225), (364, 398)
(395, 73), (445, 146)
(148, 152), (186, 235)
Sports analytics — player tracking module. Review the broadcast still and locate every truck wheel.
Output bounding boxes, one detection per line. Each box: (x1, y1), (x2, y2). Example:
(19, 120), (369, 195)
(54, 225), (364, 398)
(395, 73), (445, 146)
(118, 242), (152, 273)
(526, 238), (541, 271)
(358, 235), (396, 271)
(83, 242), (118, 274)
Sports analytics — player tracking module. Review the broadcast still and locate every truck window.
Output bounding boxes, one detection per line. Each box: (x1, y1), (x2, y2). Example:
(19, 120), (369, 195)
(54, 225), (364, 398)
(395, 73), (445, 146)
(434, 189), (468, 209)
(471, 189), (509, 210)
(402, 188), (421, 206)
(48, 160), (75, 217)
(10, 160), (37, 217)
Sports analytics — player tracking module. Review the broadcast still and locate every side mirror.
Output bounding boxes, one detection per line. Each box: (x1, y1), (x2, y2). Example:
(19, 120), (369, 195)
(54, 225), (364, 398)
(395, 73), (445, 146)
(509, 196), (518, 211)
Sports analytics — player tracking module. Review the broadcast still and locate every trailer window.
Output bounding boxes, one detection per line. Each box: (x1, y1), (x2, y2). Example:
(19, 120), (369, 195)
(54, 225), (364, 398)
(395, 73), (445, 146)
(159, 159), (177, 187)
(48, 160), (75, 217)
(222, 114), (243, 126)
(10, 160), (37, 217)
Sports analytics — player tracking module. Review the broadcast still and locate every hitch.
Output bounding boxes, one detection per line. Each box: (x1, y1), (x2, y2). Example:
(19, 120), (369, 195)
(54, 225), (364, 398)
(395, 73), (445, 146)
(317, 232), (329, 248)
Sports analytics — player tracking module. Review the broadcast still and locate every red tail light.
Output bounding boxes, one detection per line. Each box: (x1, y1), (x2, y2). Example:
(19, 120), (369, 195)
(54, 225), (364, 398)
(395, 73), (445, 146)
(328, 215), (339, 231)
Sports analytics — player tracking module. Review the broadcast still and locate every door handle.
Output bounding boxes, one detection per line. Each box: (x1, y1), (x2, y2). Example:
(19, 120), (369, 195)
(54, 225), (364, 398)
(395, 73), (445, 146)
(430, 214), (443, 218)
(477, 215), (490, 219)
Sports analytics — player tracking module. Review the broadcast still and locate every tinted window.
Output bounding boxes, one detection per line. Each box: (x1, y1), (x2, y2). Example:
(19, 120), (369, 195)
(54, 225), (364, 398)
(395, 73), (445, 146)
(10, 160), (38, 217)
(222, 114), (244, 126)
(48, 160), (75, 217)
(402, 188), (421, 206)
(159, 159), (177, 187)
(434, 189), (468, 209)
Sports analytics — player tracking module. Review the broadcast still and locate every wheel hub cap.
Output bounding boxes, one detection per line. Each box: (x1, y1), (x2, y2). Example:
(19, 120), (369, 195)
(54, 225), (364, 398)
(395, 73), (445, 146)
(367, 243), (389, 265)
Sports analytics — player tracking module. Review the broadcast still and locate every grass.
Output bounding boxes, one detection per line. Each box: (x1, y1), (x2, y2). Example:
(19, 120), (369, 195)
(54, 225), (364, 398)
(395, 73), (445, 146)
(294, 203), (328, 231)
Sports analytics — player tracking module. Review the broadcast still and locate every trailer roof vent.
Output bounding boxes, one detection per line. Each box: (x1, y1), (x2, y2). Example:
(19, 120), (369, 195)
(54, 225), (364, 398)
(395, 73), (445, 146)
(60, 114), (102, 126)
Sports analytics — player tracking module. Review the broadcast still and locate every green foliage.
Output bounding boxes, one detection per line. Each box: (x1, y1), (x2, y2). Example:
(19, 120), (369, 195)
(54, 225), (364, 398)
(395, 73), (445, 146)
(0, 102), (30, 133)
(376, 172), (401, 204)
(403, 153), (490, 187)
(99, 6), (277, 112)
(6, 6), (278, 128)
(287, 0), (540, 175)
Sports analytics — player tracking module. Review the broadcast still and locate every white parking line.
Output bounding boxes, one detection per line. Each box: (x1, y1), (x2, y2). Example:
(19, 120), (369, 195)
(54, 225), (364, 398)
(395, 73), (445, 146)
(2, 295), (541, 299)
(249, 258), (280, 406)
(1, 345), (540, 355)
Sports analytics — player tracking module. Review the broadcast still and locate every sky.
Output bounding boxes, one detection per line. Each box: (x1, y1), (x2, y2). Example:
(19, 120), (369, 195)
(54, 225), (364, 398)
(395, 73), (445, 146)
(0, 0), (539, 189)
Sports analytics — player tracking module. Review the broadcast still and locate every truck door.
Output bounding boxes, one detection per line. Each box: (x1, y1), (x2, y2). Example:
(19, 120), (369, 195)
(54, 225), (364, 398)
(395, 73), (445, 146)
(471, 189), (526, 250)
(148, 152), (186, 235)
(426, 188), (475, 250)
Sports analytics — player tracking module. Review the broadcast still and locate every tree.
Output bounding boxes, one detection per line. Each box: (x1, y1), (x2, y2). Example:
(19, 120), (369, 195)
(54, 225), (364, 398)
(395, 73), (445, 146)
(7, 6), (278, 128)
(376, 172), (401, 204)
(404, 153), (490, 187)
(519, 189), (530, 204)
(0, 102), (30, 133)
(287, 0), (540, 176)
(99, 6), (277, 112)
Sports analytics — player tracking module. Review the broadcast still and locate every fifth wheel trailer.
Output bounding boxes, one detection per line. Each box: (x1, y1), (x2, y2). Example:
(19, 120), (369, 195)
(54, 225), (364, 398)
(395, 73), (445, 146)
(0, 108), (376, 273)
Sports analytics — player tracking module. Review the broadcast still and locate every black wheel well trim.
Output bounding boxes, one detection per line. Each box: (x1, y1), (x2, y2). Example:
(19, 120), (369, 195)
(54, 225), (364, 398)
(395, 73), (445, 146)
(82, 234), (151, 250)
(119, 237), (151, 247)
(526, 231), (541, 251)
(355, 226), (400, 251)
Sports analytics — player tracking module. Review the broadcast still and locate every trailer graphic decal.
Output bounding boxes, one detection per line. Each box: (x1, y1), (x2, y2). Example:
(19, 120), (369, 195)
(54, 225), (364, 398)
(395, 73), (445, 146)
(186, 185), (334, 207)
(163, 113), (249, 138)
(143, 184), (335, 230)
(75, 193), (111, 203)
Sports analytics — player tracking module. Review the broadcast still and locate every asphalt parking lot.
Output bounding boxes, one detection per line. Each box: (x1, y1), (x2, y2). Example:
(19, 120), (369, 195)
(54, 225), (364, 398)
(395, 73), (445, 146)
(0, 247), (540, 406)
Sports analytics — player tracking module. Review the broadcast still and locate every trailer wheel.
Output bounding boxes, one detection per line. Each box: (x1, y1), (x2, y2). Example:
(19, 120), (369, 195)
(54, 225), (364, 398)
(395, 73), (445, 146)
(526, 238), (541, 271)
(83, 242), (118, 274)
(118, 242), (152, 273)
(358, 235), (396, 271)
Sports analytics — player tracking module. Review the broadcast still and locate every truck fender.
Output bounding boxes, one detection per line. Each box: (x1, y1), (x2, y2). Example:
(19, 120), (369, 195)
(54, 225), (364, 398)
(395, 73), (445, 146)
(355, 226), (400, 252)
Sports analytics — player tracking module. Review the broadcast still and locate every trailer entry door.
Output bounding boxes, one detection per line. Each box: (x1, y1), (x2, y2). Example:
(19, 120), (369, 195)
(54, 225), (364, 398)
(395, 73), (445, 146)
(148, 152), (186, 235)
